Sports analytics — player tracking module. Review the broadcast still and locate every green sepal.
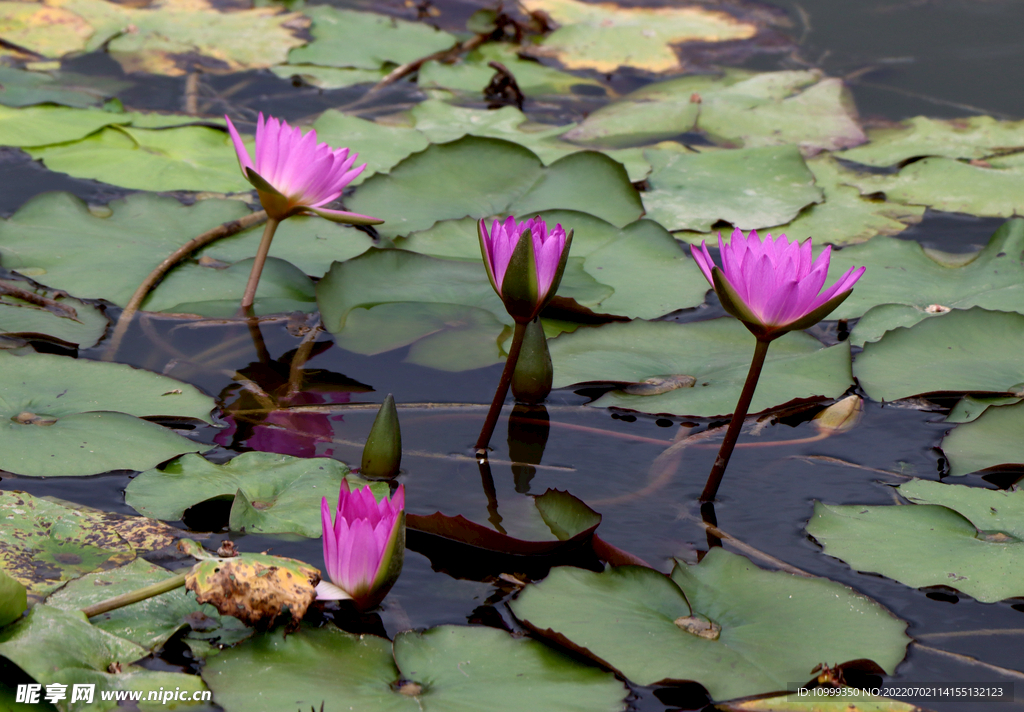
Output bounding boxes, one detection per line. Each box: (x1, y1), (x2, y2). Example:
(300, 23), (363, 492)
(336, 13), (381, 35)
(360, 394), (402, 480)
(305, 206), (386, 225)
(359, 511), (405, 611)
(540, 228), (574, 313)
(500, 227), (541, 323)
(478, 219), (501, 296)
(245, 167), (285, 197)
(711, 266), (767, 334)
(511, 318), (553, 405)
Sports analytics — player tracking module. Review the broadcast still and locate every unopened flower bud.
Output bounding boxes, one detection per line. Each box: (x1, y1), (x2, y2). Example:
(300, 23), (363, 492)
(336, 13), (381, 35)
(361, 393), (402, 479)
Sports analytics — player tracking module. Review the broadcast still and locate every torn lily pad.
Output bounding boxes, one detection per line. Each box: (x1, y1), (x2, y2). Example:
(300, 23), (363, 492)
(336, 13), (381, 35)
(808, 482), (1024, 602)
(203, 624), (628, 712)
(940, 400), (1024, 477)
(840, 115), (1024, 167)
(0, 277), (108, 350)
(510, 549), (909, 701)
(125, 452), (386, 537)
(0, 350), (213, 477)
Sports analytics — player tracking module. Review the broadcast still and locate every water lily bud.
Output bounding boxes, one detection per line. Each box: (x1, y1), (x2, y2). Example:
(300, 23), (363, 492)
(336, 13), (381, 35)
(479, 216), (573, 323)
(361, 394), (402, 479)
(511, 319), (553, 404)
(691, 229), (865, 342)
(813, 395), (863, 435)
(317, 482), (405, 611)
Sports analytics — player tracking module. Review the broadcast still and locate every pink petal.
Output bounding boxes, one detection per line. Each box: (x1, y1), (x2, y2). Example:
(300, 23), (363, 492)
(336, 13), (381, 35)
(224, 115), (253, 175)
(689, 243), (715, 286)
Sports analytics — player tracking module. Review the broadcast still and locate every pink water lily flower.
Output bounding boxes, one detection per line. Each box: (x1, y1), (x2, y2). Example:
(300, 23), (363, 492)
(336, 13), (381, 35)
(225, 113), (382, 225)
(317, 482), (405, 611)
(479, 216), (573, 323)
(691, 229), (865, 341)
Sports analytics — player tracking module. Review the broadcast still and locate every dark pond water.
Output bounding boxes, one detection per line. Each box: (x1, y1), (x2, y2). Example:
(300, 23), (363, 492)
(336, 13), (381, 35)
(3, 0), (1024, 710)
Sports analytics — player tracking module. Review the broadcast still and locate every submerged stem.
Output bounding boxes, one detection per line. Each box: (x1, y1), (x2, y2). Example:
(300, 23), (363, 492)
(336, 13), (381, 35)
(475, 321), (527, 455)
(700, 338), (771, 502)
(238, 217), (280, 314)
(82, 572), (188, 618)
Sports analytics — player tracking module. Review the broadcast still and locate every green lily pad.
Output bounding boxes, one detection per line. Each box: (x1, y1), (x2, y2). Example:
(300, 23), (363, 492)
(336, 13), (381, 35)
(65, 0), (306, 76)
(0, 104), (124, 147)
(0, 0), (96, 58)
(0, 192), (251, 307)
(0, 67), (128, 108)
(0, 278), (108, 349)
(945, 394), (1022, 424)
(203, 624), (628, 712)
(510, 549), (908, 702)
(842, 152), (1024, 218)
(807, 494), (1024, 603)
(125, 452), (386, 537)
(418, 43), (604, 97)
(47, 558), (210, 650)
(310, 110), (430, 186)
(564, 70), (864, 154)
(198, 214), (375, 278)
(847, 304), (943, 348)
(900, 479), (1024, 536)
(0, 568), (27, 627)
(853, 308), (1024, 402)
(140, 256), (317, 317)
(825, 218), (1024, 323)
(288, 5), (456, 69)
(519, 0), (757, 73)
(270, 64), (387, 90)
(316, 247), (612, 371)
(26, 125), (253, 193)
(0, 350), (213, 477)
(641, 145), (823, 233)
(397, 210), (708, 320)
(0, 603), (208, 711)
(549, 319), (853, 417)
(940, 400), (1024, 476)
(347, 136), (643, 239)
(840, 115), (1024, 167)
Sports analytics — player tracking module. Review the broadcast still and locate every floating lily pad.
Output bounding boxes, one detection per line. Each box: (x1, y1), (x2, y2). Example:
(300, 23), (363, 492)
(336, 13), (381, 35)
(288, 5), (456, 69)
(311, 110), (430, 185)
(843, 153), (1024, 218)
(0, 490), (181, 600)
(316, 248), (611, 371)
(853, 308), (1024, 402)
(641, 145), (823, 233)
(940, 401), (1024, 477)
(826, 218), (1024, 323)
(0, 278), (108, 349)
(65, 0), (307, 76)
(270, 63), (386, 90)
(0, 569), (26, 627)
(0, 350), (212, 477)
(840, 115), (1024, 167)
(198, 214), (375, 278)
(549, 319), (852, 417)
(347, 136), (643, 239)
(510, 549), (908, 701)
(519, 0), (756, 73)
(807, 490), (1024, 603)
(0, 604), (207, 712)
(0, 192), (251, 307)
(418, 43), (604, 97)
(0, 104), (124, 147)
(900, 479), (1024, 535)
(125, 452), (383, 537)
(203, 624), (628, 712)
(566, 71), (864, 154)
(48, 558), (213, 650)
(945, 394), (1022, 424)
(0, 67), (128, 108)
(398, 210), (708, 320)
(140, 256), (317, 317)
(26, 125), (253, 193)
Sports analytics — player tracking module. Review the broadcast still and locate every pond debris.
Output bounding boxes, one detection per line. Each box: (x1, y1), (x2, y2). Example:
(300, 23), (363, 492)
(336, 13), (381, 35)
(674, 614), (721, 640)
(622, 374), (696, 396)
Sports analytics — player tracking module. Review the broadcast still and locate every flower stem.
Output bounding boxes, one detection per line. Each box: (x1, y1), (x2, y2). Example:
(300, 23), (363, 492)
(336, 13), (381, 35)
(82, 572), (188, 618)
(238, 217), (280, 314)
(700, 338), (771, 502)
(475, 321), (527, 455)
